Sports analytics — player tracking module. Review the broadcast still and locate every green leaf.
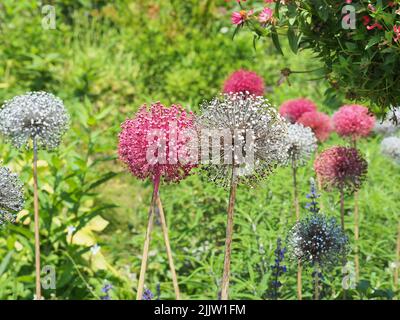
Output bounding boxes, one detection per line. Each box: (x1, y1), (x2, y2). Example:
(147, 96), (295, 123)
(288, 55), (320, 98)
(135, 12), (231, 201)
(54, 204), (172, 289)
(271, 27), (284, 55)
(287, 27), (298, 54)
(365, 35), (381, 50)
(0, 250), (13, 276)
(85, 172), (119, 191)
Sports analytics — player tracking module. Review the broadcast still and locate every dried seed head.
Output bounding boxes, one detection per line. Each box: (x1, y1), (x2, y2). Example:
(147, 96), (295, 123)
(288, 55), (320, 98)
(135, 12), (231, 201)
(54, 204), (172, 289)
(197, 93), (289, 188)
(0, 91), (70, 150)
(0, 165), (24, 226)
(381, 136), (400, 164)
(284, 123), (317, 168)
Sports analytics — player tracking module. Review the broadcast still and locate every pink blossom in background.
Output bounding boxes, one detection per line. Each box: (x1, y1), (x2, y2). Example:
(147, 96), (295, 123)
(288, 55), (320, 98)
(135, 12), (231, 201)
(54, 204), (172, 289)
(362, 15), (371, 26)
(279, 98), (317, 123)
(366, 22), (383, 30)
(297, 111), (332, 142)
(259, 7), (273, 23)
(332, 104), (375, 140)
(394, 25), (400, 42)
(314, 146), (368, 194)
(118, 103), (197, 184)
(223, 69), (265, 96)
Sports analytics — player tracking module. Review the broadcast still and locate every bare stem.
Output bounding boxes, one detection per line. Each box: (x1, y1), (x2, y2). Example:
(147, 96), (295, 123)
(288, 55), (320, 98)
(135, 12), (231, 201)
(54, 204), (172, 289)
(352, 140), (360, 281)
(395, 221), (400, 291)
(220, 167), (238, 300)
(339, 188), (347, 299)
(156, 195), (180, 300)
(33, 139), (41, 300)
(354, 190), (360, 282)
(340, 188), (345, 231)
(314, 266), (320, 300)
(292, 162), (299, 221)
(136, 176), (159, 300)
(292, 159), (302, 300)
(297, 261), (302, 300)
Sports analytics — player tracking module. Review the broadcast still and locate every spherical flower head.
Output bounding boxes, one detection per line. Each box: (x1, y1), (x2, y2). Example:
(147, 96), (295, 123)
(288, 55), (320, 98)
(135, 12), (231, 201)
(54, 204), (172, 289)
(297, 111), (332, 142)
(279, 98), (317, 123)
(287, 213), (349, 269)
(333, 105), (375, 140)
(314, 146), (368, 194)
(197, 93), (289, 188)
(223, 69), (265, 97)
(0, 165), (24, 226)
(374, 107), (400, 136)
(381, 136), (400, 164)
(0, 91), (70, 150)
(118, 102), (197, 183)
(284, 123), (317, 168)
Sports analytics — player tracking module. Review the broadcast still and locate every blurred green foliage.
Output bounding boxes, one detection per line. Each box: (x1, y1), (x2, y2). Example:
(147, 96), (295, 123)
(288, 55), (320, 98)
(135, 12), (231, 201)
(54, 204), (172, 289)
(0, 0), (398, 300)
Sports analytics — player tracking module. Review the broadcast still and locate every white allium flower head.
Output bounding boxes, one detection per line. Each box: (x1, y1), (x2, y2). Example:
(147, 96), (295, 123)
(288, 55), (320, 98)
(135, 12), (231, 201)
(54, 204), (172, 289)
(0, 165), (24, 226)
(0, 91), (69, 150)
(381, 136), (400, 164)
(197, 92), (289, 187)
(284, 123), (317, 168)
(374, 107), (400, 136)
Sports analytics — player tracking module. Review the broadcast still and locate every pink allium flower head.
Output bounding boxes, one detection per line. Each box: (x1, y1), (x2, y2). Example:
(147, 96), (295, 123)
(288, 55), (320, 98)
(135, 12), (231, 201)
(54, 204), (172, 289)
(333, 105), (375, 140)
(118, 103), (197, 185)
(279, 98), (317, 123)
(297, 111), (332, 142)
(314, 146), (368, 194)
(223, 69), (265, 96)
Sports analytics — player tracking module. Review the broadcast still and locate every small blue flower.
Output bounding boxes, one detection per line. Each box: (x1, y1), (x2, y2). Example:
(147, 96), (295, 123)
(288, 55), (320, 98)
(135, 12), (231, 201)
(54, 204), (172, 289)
(101, 283), (113, 300)
(142, 288), (154, 300)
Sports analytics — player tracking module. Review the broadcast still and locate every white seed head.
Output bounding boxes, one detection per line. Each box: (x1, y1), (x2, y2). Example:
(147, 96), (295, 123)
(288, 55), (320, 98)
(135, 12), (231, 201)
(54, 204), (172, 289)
(196, 93), (289, 187)
(381, 136), (400, 164)
(284, 123), (317, 168)
(0, 91), (69, 150)
(0, 165), (24, 226)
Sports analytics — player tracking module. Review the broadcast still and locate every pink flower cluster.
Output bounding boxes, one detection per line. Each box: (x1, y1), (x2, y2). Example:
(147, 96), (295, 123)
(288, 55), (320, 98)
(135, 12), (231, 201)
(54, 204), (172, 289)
(279, 98), (317, 123)
(223, 69), (265, 96)
(231, 5), (275, 25)
(333, 105), (375, 140)
(118, 103), (196, 184)
(314, 146), (368, 194)
(297, 111), (332, 142)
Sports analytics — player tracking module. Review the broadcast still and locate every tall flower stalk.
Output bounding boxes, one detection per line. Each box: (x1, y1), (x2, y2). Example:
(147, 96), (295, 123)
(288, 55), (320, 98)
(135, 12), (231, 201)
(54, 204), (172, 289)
(118, 102), (196, 300)
(284, 123), (317, 299)
(0, 92), (69, 299)
(197, 93), (288, 299)
(333, 104), (375, 280)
